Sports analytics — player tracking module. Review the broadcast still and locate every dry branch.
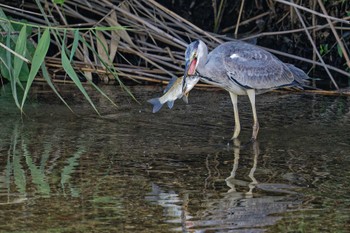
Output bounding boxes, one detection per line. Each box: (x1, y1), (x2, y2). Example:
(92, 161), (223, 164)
(1, 0), (349, 90)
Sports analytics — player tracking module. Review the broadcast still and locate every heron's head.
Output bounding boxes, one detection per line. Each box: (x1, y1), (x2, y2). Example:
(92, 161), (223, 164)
(183, 40), (207, 90)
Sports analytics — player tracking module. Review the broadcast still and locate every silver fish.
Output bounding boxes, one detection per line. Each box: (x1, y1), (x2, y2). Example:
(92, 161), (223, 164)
(148, 76), (200, 113)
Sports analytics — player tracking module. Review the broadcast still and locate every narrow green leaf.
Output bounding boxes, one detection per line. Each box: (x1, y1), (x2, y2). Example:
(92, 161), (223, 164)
(80, 36), (137, 103)
(94, 26), (125, 31)
(70, 29), (80, 61)
(13, 25), (27, 88)
(337, 44), (343, 58)
(6, 32), (21, 109)
(41, 63), (75, 113)
(0, 8), (15, 33)
(53, 0), (65, 6)
(61, 48), (100, 115)
(0, 56), (10, 79)
(21, 28), (50, 111)
(89, 80), (117, 107)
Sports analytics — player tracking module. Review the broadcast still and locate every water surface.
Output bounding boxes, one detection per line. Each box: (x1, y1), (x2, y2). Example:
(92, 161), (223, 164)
(0, 85), (349, 232)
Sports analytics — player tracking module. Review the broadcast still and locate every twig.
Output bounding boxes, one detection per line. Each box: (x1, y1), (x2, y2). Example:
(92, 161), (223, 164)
(0, 41), (30, 63)
(222, 11), (270, 33)
(291, 0), (339, 90)
(234, 0), (245, 37)
(262, 47), (350, 78)
(317, 0), (350, 69)
(275, 0), (350, 24)
(4, 0), (348, 88)
(146, 0), (223, 44)
(312, 0), (317, 86)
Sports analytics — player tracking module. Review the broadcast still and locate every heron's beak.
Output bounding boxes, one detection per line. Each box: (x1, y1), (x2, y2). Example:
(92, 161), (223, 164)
(182, 60), (191, 92)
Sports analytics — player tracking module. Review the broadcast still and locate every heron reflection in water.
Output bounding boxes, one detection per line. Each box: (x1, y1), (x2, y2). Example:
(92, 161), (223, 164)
(195, 140), (302, 231)
(182, 40), (309, 140)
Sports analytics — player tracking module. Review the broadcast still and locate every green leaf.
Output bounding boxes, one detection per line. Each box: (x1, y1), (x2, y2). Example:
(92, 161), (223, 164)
(6, 32), (21, 109)
(21, 28), (50, 111)
(41, 63), (75, 113)
(89, 80), (117, 107)
(70, 29), (80, 61)
(80, 36), (137, 103)
(337, 44), (343, 58)
(61, 42), (100, 115)
(94, 26), (125, 31)
(319, 44), (329, 56)
(13, 25), (27, 87)
(0, 56), (10, 79)
(0, 8), (15, 33)
(53, 0), (65, 5)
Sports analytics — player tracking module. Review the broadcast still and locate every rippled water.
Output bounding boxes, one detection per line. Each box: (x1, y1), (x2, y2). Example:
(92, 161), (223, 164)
(0, 84), (350, 232)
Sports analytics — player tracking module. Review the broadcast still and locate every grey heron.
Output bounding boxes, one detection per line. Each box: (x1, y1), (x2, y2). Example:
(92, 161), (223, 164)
(183, 40), (309, 140)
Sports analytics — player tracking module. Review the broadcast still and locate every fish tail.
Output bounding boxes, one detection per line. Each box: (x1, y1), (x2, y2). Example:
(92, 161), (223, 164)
(147, 98), (163, 113)
(167, 100), (174, 109)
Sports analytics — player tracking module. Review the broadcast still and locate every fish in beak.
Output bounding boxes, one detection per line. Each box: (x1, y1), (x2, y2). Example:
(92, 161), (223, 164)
(148, 75), (200, 113)
(182, 57), (197, 92)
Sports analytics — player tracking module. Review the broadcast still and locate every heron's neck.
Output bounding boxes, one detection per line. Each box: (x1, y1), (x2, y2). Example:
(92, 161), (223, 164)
(196, 47), (208, 76)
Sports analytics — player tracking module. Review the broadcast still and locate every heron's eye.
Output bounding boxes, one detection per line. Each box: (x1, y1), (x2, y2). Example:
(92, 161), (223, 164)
(191, 52), (197, 59)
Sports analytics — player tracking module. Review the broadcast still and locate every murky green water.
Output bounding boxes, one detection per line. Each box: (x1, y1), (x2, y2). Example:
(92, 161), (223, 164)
(0, 84), (350, 232)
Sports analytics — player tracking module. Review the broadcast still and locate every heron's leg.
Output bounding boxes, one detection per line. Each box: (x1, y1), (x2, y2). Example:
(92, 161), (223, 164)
(246, 89), (259, 140)
(229, 92), (241, 139)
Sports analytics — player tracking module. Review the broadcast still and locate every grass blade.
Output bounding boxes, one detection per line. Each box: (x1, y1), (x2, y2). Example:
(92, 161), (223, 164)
(88, 80), (117, 107)
(95, 30), (110, 65)
(13, 25), (27, 89)
(0, 8), (15, 33)
(61, 45), (100, 115)
(41, 63), (75, 113)
(80, 36), (137, 103)
(5, 32), (21, 109)
(21, 28), (50, 111)
(69, 29), (80, 61)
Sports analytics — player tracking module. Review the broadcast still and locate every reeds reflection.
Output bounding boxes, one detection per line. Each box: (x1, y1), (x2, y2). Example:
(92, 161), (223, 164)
(0, 118), (86, 204)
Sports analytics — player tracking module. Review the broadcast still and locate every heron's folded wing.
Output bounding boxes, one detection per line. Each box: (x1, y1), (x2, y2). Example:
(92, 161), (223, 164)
(223, 48), (294, 89)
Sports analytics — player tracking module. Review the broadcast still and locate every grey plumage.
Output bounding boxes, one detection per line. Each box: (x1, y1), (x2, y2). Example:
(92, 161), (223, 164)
(195, 40), (307, 92)
(183, 39), (309, 140)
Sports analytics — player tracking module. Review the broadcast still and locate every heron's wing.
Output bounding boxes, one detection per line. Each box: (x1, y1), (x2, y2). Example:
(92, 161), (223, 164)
(223, 46), (294, 89)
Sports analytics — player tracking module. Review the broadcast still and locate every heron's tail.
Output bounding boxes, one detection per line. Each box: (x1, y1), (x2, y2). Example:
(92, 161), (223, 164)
(285, 63), (316, 89)
(147, 98), (163, 113)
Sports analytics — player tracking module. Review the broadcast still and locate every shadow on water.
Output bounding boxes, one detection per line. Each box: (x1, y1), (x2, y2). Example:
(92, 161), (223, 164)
(0, 84), (350, 232)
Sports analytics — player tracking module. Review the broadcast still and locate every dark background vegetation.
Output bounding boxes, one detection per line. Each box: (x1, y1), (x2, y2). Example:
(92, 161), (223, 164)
(0, 0), (349, 91)
(157, 0), (350, 88)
